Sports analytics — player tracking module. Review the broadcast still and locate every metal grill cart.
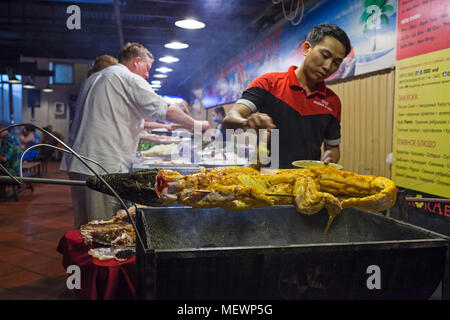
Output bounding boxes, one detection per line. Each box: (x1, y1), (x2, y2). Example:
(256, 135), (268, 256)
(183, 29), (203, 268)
(1, 124), (449, 300)
(136, 206), (449, 300)
(388, 191), (450, 237)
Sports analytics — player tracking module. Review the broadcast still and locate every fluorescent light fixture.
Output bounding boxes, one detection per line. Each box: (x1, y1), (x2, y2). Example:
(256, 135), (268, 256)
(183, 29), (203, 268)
(159, 56), (179, 63)
(42, 85), (54, 93)
(23, 83), (36, 89)
(155, 67), (172, 73)
(151, 80), (161, 85)
(175, 19), (206, 29)
(8, 75), (21, 84)
(22, 76), (36, 89)
(153, 74), (168, 78)
(164, 41), (189, 49)
(150, 84), (161, 88)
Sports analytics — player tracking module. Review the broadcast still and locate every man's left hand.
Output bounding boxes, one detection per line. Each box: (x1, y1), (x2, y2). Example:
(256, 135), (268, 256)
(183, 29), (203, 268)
(323, 155), (333, 164)
(322, 145), (340, 164)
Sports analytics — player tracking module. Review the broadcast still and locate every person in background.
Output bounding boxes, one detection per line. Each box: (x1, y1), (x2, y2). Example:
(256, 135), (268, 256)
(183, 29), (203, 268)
(0, 122), (22, 199)
(20, 125), (41, 161)
(60, 42), (209, 228)
(41, 125), (64, 160)
(223, 23), (351, 169)
(212, 106), (227, 145)
(87, 54), (118, 78)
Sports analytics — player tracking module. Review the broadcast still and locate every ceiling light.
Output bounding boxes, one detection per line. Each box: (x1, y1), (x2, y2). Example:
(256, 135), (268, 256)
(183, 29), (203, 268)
(151, 80), (161, 85)
(155, 67), (172, 73)
(22, 76), (36, 89)
(159, 56), (179, 63)
(164, 41), (189, 49)
(175, 19), (206, 29)
(8, 74), (21, 84)
(153, 74), (168, 78)
(150, 84), (161, 88)
(23, 82), (36, 89)
(42, 84), (54, 93)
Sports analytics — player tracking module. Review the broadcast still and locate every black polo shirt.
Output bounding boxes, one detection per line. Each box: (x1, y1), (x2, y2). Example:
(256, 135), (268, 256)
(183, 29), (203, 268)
(236, 65), (341, 168)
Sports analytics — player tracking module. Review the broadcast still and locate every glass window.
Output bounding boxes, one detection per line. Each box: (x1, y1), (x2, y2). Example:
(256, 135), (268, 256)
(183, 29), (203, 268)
(0, 75), (7, 123)
(49, 62), (53, 85)
(0, 74), (22, 124)
(54, 63), (73, 84)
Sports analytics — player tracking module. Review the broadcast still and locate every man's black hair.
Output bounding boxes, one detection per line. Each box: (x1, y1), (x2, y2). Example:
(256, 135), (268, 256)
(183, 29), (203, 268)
(213, 106), (225, 118)
(24, 125), (35, 133)
(306, 23), (351, 57)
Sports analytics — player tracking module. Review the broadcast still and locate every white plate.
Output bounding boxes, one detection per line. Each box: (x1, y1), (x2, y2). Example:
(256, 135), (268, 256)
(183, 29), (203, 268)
(151, 128), (168, 133)
(291, 160), (343, 170)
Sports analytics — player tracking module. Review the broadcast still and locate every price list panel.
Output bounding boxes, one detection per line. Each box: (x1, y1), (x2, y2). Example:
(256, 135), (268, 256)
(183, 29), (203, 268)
(393, 0), (450, 198)
(397, 0), (450, 60)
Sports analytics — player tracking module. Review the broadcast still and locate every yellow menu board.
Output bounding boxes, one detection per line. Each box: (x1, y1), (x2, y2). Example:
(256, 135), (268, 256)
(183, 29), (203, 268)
(392, 48), (450, 198)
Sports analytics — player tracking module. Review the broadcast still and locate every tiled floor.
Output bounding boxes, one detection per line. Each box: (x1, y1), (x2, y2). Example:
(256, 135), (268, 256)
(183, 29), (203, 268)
(0, 161), (76, 300)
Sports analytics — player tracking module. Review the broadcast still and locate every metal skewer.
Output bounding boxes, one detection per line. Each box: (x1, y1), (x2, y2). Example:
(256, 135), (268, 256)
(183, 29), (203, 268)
(265, 193), (295, 197)
(194, 191), (448, 201)
(2, 176), (445, 203)
(195, 190), (296, 197)
(404, 197), (450, 203)
(0, 176), (86, 186)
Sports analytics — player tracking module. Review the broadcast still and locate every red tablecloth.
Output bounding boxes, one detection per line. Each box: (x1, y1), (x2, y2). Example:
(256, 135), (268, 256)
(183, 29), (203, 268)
(57, 230), (136, 300)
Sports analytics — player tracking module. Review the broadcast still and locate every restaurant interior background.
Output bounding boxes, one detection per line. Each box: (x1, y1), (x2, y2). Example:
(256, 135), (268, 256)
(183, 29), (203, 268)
(1, 0), (401, 173)
(0, 0), (449, 265)
(0, 0), (449, 304)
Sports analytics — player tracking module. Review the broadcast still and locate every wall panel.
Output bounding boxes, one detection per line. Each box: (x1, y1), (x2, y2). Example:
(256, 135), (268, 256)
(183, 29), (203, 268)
(328, 68), (395, 178)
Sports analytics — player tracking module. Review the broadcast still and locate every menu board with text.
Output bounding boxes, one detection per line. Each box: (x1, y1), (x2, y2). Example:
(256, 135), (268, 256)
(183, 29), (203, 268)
(392, 0), (450, 198)
(397, 0), (450, 60)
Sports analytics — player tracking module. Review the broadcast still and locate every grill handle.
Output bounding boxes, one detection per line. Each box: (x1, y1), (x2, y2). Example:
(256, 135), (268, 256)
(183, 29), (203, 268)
(0, 176), (87, 186)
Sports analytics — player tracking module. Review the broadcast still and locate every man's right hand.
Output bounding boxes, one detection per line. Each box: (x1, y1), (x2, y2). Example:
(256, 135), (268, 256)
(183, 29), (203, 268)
(194, 120), (210, 131)
(200, 121), (210, 131)
(246, 112), (276, 130)
(166, 103), (210, 131)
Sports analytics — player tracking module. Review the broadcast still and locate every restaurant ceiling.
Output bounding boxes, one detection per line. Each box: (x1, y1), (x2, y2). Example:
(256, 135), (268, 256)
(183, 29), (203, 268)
(0, 0), (297, 96)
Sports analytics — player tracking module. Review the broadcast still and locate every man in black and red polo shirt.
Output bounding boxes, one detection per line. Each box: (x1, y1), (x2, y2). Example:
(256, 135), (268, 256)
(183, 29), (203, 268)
(224, 23), (351, 169)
